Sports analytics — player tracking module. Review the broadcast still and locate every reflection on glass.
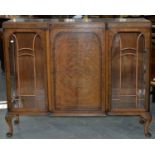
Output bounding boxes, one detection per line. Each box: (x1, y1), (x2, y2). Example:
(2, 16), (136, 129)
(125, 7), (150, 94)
(111, 32), (146, 109)
(8, 32), (47, 111)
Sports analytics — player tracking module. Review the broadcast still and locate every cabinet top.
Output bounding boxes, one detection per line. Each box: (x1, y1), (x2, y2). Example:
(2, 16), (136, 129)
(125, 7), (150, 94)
(3, 18), (151, 29)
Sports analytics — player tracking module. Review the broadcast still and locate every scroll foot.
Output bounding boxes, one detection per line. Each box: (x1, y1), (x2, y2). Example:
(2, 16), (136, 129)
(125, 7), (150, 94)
(145, 132), (152, 138)
(6, 132), (13, 137)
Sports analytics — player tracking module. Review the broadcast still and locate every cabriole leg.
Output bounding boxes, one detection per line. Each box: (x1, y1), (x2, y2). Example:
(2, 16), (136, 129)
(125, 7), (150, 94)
(140, 112), (152, 137)
(5, 114), (14, 137)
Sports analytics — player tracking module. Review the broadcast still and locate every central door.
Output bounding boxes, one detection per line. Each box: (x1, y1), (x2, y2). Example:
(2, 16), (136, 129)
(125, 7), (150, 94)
(50, 23), (105, 113)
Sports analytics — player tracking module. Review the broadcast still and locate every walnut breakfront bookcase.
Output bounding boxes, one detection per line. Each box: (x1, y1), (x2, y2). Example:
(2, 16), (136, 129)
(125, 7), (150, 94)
(3, 18), (152, 137)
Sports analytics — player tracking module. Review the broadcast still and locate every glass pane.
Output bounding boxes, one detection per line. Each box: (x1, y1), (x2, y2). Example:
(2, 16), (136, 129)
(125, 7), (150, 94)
(111, 32), (146, 109)
(9, 32), (47, 111)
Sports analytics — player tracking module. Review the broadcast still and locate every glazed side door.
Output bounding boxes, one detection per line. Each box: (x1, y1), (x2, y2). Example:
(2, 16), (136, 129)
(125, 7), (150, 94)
(107, 23), (151, 113)
(4, 28), (48, 113)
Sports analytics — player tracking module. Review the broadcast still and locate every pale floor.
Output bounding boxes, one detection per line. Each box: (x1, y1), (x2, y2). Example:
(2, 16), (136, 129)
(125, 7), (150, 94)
(0, 68), (155, 139)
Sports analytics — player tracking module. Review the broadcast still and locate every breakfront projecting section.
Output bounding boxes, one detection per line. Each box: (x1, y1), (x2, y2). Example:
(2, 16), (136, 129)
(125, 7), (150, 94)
(49, 23), (105, 113)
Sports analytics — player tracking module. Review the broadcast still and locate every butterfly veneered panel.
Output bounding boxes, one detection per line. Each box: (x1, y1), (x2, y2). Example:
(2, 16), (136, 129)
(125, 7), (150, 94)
(53, 32), (103, 111)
